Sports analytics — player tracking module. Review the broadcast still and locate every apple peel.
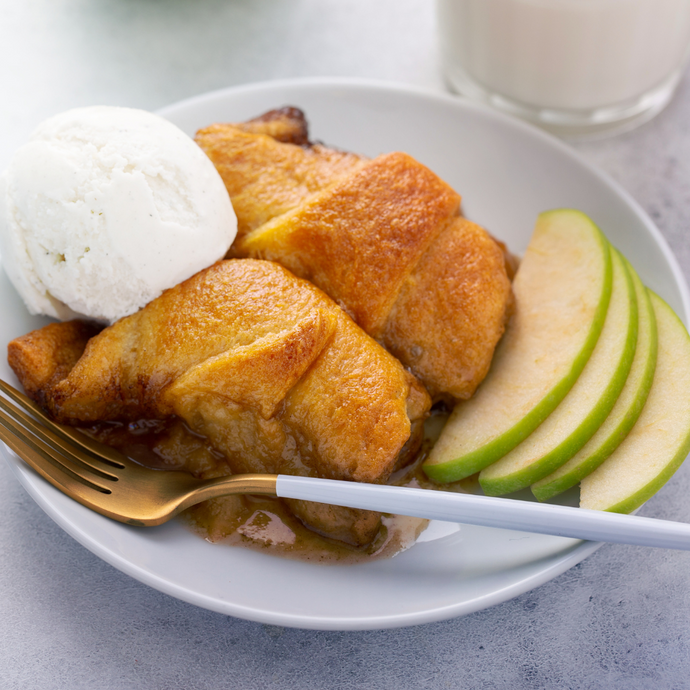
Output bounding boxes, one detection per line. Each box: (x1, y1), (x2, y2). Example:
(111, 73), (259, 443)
(532, 259), (657, 501)
(479, 248), (637, 496)
(580, 291), (690, 514)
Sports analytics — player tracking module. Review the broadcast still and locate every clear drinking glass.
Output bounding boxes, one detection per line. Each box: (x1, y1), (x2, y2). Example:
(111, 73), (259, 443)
(437, 0), (690, 138)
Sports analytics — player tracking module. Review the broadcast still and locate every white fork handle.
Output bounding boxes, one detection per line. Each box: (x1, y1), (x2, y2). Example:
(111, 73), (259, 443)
(276, 475), (690, 550)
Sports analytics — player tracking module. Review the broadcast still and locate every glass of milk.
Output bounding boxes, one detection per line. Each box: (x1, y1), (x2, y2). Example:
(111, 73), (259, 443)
(437, 0), (690, 137)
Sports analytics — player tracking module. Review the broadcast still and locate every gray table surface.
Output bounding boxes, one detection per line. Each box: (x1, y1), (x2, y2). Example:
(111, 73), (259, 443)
(2, 2), (690, 688)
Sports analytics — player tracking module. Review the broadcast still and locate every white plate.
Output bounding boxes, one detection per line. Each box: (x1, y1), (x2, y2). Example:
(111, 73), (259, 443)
(2, 78), (689, 631)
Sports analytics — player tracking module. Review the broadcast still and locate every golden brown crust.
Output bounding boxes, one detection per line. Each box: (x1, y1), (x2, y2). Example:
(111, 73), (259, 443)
(237, 152), (461, 337)
(195, 110), (514, 401)
(383, 217), (513, 400)
(7, 320), (101, 407)
(8, 259), (430, 486)
(195, 123), (365, 242)
(163, 310), (338, 420)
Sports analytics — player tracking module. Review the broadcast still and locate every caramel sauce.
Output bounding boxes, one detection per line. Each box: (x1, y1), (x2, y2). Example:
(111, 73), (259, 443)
(80, 412), (471, 565)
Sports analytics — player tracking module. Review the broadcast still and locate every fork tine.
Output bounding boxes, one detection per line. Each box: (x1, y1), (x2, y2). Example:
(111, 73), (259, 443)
(0, 379), (126, 469)
(0, 410), (112, 502)
(0, 404), (116, 491)
(0, 392), (124, 480)
(0, 394), (120, 482)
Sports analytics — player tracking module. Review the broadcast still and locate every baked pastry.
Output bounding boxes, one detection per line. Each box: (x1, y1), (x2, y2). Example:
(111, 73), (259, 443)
(196, 109), (514, 400)
(8, 259), (430, 545)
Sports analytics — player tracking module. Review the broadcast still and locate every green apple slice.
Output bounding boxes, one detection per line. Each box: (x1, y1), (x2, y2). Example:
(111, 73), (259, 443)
(423, 209), (612, 484)
(580, 291), (690, 513)
(532, 259), (657, 501)
(479, 248), (637, 496)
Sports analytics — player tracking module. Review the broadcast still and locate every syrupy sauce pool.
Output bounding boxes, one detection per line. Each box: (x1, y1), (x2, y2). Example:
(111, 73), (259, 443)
(81, 409), (476, 565)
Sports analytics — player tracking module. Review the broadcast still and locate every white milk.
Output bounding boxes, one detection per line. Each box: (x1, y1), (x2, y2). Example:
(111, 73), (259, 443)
(438, 0), (690, 131)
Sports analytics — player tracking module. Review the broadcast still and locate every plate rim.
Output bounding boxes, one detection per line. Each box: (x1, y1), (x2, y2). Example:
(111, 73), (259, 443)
(3, 76), (689, 630)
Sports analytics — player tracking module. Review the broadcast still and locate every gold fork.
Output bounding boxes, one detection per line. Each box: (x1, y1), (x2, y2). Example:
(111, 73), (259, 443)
(0, 378), (277, 526)
(4, 376), (690, 550)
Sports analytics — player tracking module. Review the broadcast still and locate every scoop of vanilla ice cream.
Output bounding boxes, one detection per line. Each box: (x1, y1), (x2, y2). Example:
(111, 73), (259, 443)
(0, 106), (237, 323)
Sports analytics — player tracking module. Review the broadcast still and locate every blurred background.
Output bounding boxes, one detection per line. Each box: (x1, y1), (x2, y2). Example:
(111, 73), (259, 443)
(0, 0), (441, 166)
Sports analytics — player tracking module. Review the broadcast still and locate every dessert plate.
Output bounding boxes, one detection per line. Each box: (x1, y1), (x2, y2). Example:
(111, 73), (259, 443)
(2, 78), (689, 630)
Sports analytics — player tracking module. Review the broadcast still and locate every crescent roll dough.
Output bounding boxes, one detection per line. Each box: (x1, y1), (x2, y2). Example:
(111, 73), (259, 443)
(196, 109), (513, 400)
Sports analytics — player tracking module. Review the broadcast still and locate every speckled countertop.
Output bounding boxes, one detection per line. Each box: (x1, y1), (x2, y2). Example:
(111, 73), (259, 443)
(2, 2), (690, 688)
